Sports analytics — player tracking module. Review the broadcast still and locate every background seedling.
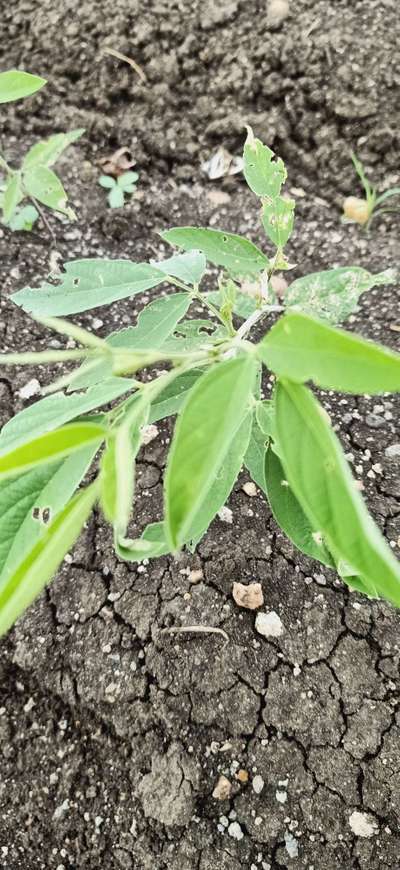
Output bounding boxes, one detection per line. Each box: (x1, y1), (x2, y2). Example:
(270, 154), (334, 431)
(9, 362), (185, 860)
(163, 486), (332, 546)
(98, 170), (139, 208)
(343, 151), (400, 229)
(0, 127), (399, 638)
(0, 69), (82, 233)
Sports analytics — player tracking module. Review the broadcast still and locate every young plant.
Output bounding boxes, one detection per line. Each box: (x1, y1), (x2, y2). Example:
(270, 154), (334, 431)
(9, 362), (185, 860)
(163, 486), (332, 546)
(0, 69), (83, 231)
(343, 151), (400, 229)
(98, 171), (139, 208)
(0, 127), (400, 638)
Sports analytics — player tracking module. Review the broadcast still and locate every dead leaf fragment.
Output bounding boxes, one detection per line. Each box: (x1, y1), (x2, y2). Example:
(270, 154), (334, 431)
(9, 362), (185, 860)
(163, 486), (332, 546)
(202, 147), (244, 180)
(212, 775), (232, 800)
(99, 146), (136, 178)
(232, 582), (264, 610)
(270, 274), (288, 299)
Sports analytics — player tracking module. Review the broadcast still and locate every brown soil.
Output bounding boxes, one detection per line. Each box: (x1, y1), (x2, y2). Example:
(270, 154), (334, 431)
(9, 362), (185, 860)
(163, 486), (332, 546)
(1, 2), (400, 869)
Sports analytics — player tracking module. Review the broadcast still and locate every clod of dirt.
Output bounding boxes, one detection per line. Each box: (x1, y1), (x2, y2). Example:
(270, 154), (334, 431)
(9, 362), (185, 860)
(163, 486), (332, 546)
(137, 742), (199, 826)
(212, 774), (232, 800)
(349, 811), (379, 838)
(232, 581), (264, 610)
(255, 610), (284, 637)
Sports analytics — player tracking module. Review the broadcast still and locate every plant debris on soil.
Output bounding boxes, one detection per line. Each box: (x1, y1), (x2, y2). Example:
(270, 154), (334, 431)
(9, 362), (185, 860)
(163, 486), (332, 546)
(1, 2), (400, 868)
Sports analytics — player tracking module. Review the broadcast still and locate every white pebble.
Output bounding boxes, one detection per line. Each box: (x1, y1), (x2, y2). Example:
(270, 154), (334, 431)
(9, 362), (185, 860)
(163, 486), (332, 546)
(218, 506), (233, 524)
(228, 821), (244, 841)
(284, 831), (299, 857)
(255, 610), (284, 638)
(18, 378), (41, 399)
(349, 811), (378, 838)
(141, 424), (159, 445)
(252, 774), (265, 795)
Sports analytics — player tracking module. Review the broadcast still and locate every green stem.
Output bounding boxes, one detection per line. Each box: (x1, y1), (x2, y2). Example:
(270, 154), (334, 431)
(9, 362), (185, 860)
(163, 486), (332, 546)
(166, 276), (228, 329)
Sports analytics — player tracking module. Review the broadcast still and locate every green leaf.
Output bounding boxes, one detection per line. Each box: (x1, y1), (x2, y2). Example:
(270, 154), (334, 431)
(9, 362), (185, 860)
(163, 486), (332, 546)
(118, 171), (139, 187)
(244, 415), (268, 492)
(98, 175), (115, 189)
(152, 250), (206, 286)
(12, 259), (166, 316)
(0, 70), (46, 104)
(9, 204), (38, 231)
(187, 413), (252, 548)
(0, 481), (98, 638)
(243, 126), (287, 199)
(71, 294), (191, 389)
(116, 522), (170, 562)
(256, 399), (275, 436)
(161, 227), (269, 276)
(165, 354), (256, 548)
(148, 369), (204, 422)
(259, 311), (400, 394)
(275, 380), (400, 605)
(2, 172), (23, 223)
(375, 187), (400, 206)
(109, 403), (148, 535)
(108, 186), (125, 208)
(161, 319), (224, 353)
(0, 379), (134, 455)
(261, 196), (295, 248)
(0, 422), (105, 482)
(265, 445), (335, 567)
(0, 444), (98, 582)
(22, 129), (85, 170)
(23, 166), (72, 217)
(2, 172), (23, 224)
(285, 266), (397, 324)
(206, 290), (258, 320)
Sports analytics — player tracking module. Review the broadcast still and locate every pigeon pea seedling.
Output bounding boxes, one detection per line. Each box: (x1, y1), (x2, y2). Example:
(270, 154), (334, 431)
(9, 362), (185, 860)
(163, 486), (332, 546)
(0, 69), (82, 230)
(0, 127), (400, 637)
(99, 171), (139, 208)
(343, 151), (400, 229)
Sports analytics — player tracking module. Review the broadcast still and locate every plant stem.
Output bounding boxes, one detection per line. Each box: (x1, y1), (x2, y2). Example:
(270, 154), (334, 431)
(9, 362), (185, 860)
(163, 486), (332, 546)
(166, 276), (227, 329)
(235, 303), (284, 341)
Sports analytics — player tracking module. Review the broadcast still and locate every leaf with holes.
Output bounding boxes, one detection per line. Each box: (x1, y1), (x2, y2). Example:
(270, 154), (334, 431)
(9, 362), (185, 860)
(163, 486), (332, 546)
(262, 196), (295, 249)
(243, 126), (287, 199)
(162, 227), (269, 276)
(0, 481), (98, 638)
(285, 266), (397, 324)
(12, 259), (166, 316)
(0, 444), (98, 583)
(22, 129), (85, 170)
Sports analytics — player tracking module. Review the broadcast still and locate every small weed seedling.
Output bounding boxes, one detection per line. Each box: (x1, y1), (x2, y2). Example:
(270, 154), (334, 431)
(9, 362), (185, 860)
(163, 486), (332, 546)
(99, 170), (139, 208)
(0, 127), (400, 637)
(343, 151), (400, 229)
(0, 69), (83, 232)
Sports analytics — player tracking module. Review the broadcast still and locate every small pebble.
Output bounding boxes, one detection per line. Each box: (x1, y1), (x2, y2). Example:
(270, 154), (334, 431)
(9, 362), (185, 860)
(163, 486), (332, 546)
(385, 443), (400, 458)
(232, 581), (264, 610)
(252, 774), (265, 795)
(18, 378), (41, 399)
(255, 610), (284, 638)
(242, 481), (257, 497)
(212, 775), (232, 800)
(218, 506), (233, 524)
(228, 821), (244, 841)
(141, 424), (159, 444)
(349, 811), (378, 838)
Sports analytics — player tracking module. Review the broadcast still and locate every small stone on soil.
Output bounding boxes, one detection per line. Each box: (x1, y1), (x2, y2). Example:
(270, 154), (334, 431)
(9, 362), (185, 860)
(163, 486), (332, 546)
(218, 506), (233, 524)
(252, 774), (265, 794)
(228, 821), (244, 840)
(349, 811), (378, 838)
(242, 481), (257, 497)
(212, 775), (232, 800)
(255, 610), (284, 638)
(232, 581), (264, 610)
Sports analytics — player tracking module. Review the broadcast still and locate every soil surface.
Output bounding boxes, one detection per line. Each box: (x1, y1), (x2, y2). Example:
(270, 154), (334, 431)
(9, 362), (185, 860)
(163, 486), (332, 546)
(1, 0), (400, 197)
(1, 2), (400, 869)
